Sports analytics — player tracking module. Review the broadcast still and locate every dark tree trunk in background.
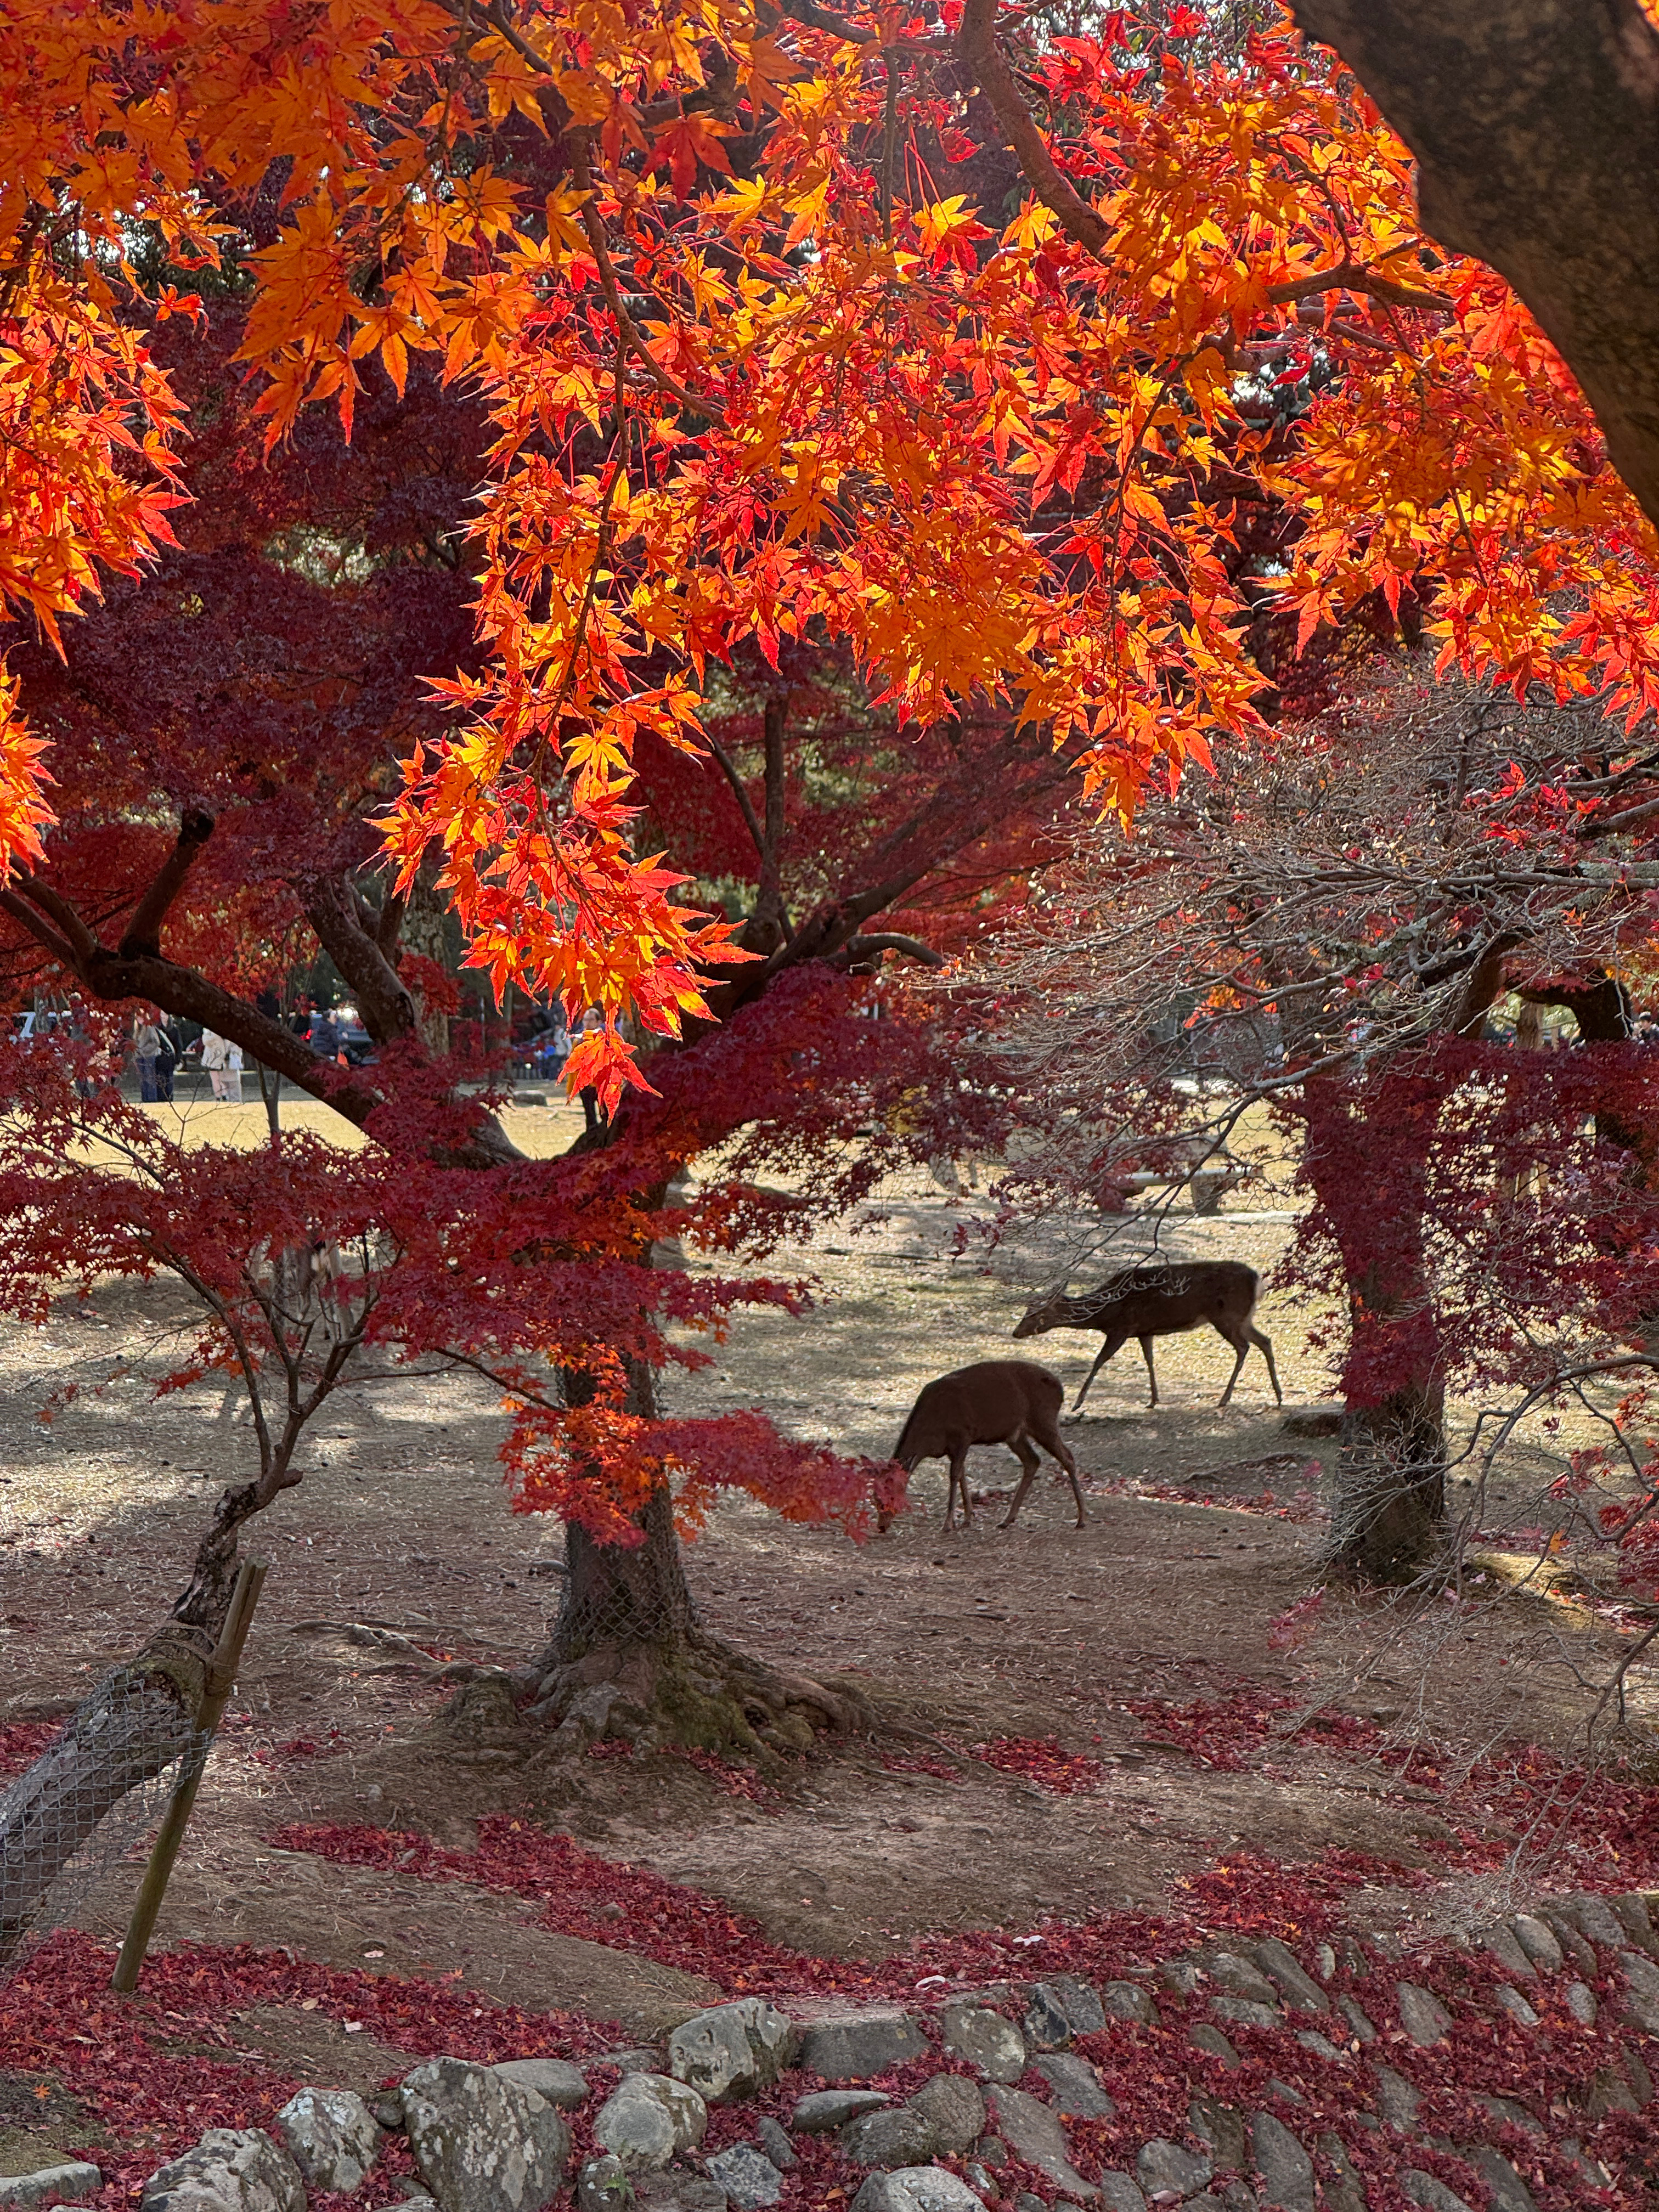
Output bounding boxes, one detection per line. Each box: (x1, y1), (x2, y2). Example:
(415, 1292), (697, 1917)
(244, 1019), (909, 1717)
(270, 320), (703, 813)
(1300, 1071), (1449, 1583)
(1289, 0), (1659, 534)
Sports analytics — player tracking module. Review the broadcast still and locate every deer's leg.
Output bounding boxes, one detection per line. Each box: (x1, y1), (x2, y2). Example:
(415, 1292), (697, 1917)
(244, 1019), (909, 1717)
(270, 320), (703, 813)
(1139, 1334), (1159, 1408)
(1000, 1436), (1041, 1528)
(1216, 1323), (1250, 1406)
(1250, 1325), (1283, 1406)
(1073, 1330), (1126, 1412)
(944, 1449), (972, 1531)
(1032, 1420), (1086, 1528)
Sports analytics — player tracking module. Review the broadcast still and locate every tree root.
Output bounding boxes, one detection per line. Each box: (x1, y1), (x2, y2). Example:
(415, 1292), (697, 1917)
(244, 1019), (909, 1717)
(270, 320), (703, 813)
(505, 1628), (883, 1769)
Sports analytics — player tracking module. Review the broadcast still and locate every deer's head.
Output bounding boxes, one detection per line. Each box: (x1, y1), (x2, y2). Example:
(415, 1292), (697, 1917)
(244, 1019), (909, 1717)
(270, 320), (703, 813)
(1013, 1287), (1065, 1339)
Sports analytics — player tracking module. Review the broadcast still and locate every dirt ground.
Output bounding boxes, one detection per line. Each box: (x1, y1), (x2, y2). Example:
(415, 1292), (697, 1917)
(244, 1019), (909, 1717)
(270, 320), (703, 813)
(3, 1091), (1656, 2122)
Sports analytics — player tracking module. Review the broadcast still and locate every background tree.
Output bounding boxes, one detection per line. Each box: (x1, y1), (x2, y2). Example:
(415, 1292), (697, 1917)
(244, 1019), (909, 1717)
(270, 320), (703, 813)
(955, 661), (1659, 1579)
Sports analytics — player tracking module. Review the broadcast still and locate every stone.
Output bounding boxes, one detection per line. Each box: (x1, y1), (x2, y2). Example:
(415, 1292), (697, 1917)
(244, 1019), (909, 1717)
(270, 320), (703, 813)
(1371, 2067), (1419, 2133)
(840, 2111), (940, 2171)
(1246, 2115), (1312, 2212)
(375, 2096), (409, 2134)
(598, 2050), (664, 2076)
(1249, 1942), (1327, 2015)
(1393, 1985), (1452, 2047)
(793, 2090), (891, 2133)
(1312, 1945), (1336, 1982)
(669, 2002), (798, 2106)
(1262, 2083), (1303, 2110)
(755, 2121), (796, 2173)
(1015, 2198), (1045, 2212)
(575, 2157), (631, 2212)
(1101, 1982), (1156, 2025)
(2, 2169), (104, 2211)
(1188, 2097), (1246, 2174)
(1031, 2055), (1116, 2119)
(849, 2169), (989, 2212)
(1189, 2027), (1240, 2070)
(1479, 1926), (1533, 1981)
(1135, 2142), (1212, 2198)
(1538, 1912), (1596, 1976)
(1621, 2041), (1656, 2104)
(1473, 2097), (1543, 2138)
(1585, 2063), (1639, 2118)
(801, 2011), (928, 2083)
(1292, 2033), (1345, 2062)
(632, 2177), (727, 2212)
(1492, 1987), (1539, 2029)
(703, 2148), (782, 2210)
(907, 2078), (986, 2156)
(1023, 1977), (1105, 2049)
(140, 2133), (304, 2212)
(1210, 1999), (1281, 2031)
(941, 2002), (1026, 2084)
(1562, 1892), (1627, 1950)
(1205, 1955), (1278, 2007)
(1400, 2177), (1470, 2212)
(274, 2088), (381, 2194)
(1564, 1980), (1598, 2025)
(1618, 1946), (1659, 2033)
(1455, 2150), (1533, 2212)
(1097, 2179), (1145, 2212)
(592, 2076), (708, 2173)
(1334, 1996), (1375, 2044)
(402, 2061), (573, 2212)
(1160, 1961), (1202, 1996)
(985, 2086), (1097, 2200)
(1612, 1892), (1659, 1957)
(1507, 1916), (1561, 1973)
(962, 2169), (995, 2201)
(493, 2062), (589, 2111)
(974, 2141), (1007, 2169)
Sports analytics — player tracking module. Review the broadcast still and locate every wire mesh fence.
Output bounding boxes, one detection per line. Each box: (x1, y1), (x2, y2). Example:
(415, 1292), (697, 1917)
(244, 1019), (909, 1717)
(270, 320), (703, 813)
(0, 1638), (208, 1982)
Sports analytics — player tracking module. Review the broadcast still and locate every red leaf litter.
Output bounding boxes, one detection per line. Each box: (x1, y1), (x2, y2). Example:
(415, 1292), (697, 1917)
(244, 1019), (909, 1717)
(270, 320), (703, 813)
(0, 1931), (612, 2207)
(879, 1749), (965, 1782)
(658, 1745), (786, 1810)
(0, 1720), (65, 1777)
(973, 1736), (1108, 1793)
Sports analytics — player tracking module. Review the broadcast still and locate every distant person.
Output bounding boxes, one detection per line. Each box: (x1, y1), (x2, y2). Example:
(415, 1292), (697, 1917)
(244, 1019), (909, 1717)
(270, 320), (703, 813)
(200, 1030), (244, 1103)
(309, 1006), (341, 1063)
(155, 1019), (179, 1102)
(133, 1013), (165, 1102)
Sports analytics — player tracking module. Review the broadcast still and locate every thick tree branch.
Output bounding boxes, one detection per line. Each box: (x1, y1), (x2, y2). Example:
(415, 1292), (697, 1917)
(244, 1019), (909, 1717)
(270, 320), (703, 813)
(117, 806), (216, 958)
(302, 873), (417, 1045)
(838, 932), (944, 968)
(1290, 0), (1659, 531)
(957, 0), (1109, 256)
(754, 695), (792, 946)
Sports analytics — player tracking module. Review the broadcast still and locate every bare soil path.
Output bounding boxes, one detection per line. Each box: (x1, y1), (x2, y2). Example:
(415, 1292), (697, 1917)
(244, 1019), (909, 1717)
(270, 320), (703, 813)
(2, 1097), (1655, 2174)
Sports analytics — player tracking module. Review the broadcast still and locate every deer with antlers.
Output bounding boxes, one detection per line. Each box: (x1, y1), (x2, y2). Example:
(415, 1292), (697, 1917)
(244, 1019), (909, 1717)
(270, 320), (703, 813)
(1014, 1261), (1282, 1413)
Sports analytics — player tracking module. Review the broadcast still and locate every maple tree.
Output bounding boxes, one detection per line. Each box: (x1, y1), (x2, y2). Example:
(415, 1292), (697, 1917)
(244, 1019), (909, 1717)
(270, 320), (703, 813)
(960, 659), (1659, 1581)
(8, 0), (1659, 1793)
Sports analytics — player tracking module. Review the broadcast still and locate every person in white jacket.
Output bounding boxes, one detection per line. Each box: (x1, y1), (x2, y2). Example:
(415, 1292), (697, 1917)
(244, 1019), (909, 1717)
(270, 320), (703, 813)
(199, 1030), (244, 1104)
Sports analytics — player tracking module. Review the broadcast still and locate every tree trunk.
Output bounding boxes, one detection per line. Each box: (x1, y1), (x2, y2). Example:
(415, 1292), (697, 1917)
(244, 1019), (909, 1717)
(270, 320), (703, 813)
(1331, 1379), (1447, 1584)
(0, 1629), (206, 1964)
(1, 1462), (275, 1960)
(401, 859), (453, 1058)
(1299, 1071), (1449, 1583)
(507, 1363), (871, 1762)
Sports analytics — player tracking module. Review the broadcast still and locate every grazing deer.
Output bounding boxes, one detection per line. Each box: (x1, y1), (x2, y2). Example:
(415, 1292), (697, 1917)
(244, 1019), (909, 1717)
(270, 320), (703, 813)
(890, 1361), (1085, 1532)
(1014, 1261), (1282, 1412)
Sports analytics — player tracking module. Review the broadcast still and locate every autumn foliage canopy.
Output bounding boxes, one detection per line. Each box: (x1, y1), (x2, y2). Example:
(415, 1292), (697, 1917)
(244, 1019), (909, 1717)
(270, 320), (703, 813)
(4, 0), (1659, 1110)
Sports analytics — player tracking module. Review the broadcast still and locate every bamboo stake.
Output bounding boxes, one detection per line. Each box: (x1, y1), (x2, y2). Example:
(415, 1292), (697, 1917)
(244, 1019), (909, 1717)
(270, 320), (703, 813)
(112, 1557), (268, 1993)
